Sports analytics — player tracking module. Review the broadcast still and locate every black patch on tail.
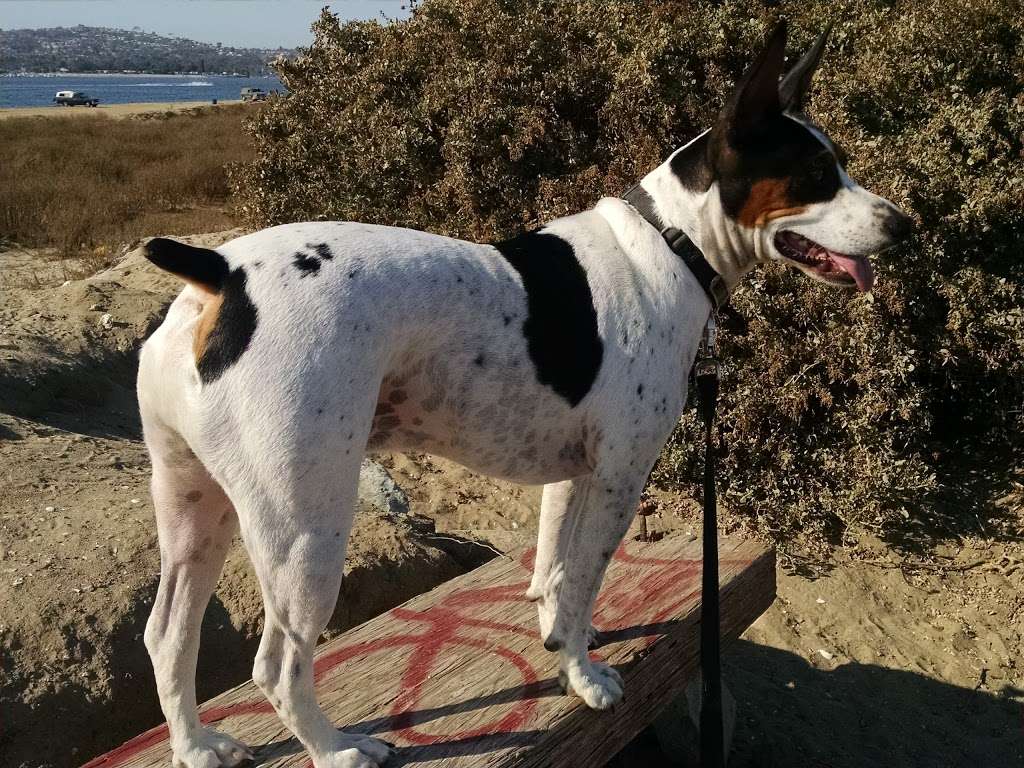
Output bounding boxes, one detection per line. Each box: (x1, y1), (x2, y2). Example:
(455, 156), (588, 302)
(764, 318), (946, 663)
(492, 232), (603, 407)
(144, 238), (230, 292)
(197, 267), (258, 384)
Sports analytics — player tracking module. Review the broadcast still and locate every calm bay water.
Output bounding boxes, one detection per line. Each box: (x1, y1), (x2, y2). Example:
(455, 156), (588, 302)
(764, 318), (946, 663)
(0, 73), (283, 108)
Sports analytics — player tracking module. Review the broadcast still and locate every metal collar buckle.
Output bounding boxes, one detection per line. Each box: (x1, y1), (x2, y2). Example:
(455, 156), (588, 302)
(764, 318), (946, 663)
(696, 313), (719, 379)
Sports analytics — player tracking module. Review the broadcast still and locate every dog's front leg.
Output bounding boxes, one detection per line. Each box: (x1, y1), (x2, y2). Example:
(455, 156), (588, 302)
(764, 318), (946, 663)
(545, 469), (645, 710)
(527, 478), (584, 640)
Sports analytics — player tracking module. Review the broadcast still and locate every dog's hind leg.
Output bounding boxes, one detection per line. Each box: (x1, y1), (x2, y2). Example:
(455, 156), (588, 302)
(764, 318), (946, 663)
(143, 425), (252, 768)
(229, 447), (393, 768)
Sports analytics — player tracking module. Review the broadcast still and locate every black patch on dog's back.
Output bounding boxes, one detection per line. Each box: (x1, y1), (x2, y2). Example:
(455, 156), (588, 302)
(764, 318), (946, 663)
(312, 242), (334, 260)
(492, 232), (603, 407)
(198, 267), (258, 384)
(293, 251), (321, 276)
(292, 242), (335, 277)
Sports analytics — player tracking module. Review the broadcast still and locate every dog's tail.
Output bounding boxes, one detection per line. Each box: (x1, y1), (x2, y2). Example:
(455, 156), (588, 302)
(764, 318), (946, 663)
(143, 237), (230, 293)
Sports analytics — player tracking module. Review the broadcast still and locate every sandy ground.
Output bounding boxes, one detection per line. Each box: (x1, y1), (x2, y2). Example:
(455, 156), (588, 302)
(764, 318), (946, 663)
(0, 234), (1021, 767)
(0, 100), (245, 120)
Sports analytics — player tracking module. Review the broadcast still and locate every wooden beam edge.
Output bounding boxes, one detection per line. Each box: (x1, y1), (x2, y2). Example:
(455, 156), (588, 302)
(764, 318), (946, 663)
(504, 546), (777, 767)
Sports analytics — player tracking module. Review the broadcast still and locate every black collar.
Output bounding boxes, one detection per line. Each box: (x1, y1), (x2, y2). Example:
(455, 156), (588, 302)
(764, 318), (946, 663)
(621, 185), (729, 310)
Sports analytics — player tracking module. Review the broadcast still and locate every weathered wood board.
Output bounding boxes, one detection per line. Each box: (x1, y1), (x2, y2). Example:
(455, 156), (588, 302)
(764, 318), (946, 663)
(84, 536), (775, 768)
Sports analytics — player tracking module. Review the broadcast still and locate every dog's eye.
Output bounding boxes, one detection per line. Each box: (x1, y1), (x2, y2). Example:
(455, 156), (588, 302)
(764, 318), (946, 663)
(806, 154), (833, 183)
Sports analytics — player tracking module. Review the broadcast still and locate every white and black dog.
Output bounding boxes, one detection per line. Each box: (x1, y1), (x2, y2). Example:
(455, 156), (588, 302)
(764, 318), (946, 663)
(137, 22), (910, 768)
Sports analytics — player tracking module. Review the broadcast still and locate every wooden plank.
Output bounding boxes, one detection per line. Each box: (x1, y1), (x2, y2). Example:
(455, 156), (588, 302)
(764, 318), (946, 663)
(84, 536), (775, 768)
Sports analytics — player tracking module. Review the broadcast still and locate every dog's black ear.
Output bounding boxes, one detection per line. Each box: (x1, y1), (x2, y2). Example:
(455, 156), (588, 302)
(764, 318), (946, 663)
(779, 24), (832, 112)
(722, 20), (788, 144)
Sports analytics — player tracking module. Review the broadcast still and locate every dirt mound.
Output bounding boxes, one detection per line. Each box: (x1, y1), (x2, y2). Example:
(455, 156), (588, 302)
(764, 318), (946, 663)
(0, 232), (241, 428)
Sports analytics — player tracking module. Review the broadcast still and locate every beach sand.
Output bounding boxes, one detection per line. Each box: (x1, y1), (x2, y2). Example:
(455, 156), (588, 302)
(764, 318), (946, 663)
(0, 99), (244, 119)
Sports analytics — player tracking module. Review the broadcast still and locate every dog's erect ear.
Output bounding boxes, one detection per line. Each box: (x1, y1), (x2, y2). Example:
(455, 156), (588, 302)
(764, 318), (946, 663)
(722, 20), (788, 144)
(779, 24), (832, 112)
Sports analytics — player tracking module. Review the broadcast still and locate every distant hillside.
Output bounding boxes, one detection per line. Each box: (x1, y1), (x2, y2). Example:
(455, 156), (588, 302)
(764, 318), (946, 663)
(0, 26), (293, 74)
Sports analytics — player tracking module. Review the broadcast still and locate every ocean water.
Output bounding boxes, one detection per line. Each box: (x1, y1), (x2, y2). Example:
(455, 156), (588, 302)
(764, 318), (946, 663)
(0, 73), (284, 108)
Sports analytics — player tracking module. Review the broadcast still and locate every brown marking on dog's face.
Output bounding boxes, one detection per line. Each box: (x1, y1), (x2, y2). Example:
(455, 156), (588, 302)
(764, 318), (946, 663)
(736, 178), (809, 228)
(185, 490), (203, 503)
(192, 291), (225, 364)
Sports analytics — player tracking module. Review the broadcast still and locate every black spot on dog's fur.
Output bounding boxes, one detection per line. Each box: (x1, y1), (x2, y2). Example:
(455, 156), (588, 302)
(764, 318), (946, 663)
(544, 637), (562, 652)
(474, 353), (486, 367)
(197, 267), (258, 384)
(492, 231), (603, 407)
(293, 251), (321, 276)
(311, 243), (333, 261)
(292, 243), (335, 277)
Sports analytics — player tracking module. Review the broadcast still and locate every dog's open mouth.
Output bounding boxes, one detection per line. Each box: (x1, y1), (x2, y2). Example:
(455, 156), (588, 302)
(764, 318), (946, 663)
(774, 231), (875, 292)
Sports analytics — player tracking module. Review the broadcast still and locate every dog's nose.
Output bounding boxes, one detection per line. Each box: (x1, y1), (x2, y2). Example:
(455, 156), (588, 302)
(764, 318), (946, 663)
(885, 208), (914, 243)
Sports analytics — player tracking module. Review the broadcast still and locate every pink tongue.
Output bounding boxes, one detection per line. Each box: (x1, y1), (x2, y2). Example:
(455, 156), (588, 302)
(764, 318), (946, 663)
(829, 253), (875, 292)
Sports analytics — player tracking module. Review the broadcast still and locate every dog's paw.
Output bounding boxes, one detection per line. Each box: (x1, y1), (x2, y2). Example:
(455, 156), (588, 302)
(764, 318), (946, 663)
(171, 727), (253, 768)
(564, 659), (623, 711)
(314, 734), (394, 768)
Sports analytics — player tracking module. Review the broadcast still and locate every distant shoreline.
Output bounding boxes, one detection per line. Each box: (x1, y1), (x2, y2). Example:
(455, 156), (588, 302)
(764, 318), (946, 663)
(2, 71), (273, 77)
(0, 99), (245, 120)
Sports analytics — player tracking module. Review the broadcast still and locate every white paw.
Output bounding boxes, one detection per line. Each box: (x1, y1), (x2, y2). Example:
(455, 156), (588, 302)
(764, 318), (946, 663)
(564, 659), (623, 711)
(171, 727), (252, 768)
(315, 734), (394, 768)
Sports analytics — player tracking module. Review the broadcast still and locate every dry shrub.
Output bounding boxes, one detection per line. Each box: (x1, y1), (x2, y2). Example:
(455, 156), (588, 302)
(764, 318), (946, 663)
(0, 105), (253, 264)
(232, 0), (1024, 548)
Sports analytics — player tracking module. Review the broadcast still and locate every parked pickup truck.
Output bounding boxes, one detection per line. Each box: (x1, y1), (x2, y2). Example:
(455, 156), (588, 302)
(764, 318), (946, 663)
(240, 87), (267, 102)
(54, 91), (100, 107)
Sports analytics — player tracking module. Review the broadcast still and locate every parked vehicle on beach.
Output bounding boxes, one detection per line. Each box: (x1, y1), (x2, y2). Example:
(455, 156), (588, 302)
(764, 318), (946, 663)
(53, 90), (99, 107)
(240, 87), (267, 102)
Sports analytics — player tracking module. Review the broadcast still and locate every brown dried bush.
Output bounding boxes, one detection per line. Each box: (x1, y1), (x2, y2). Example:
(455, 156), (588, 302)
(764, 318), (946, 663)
(232, 0), (1023, 549)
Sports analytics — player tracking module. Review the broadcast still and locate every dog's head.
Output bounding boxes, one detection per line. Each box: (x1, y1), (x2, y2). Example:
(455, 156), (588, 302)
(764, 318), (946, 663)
(671, 21), (912, 292)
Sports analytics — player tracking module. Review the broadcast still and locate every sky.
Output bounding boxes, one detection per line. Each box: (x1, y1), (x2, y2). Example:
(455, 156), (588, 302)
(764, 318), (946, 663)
(0, 1), (409, 48)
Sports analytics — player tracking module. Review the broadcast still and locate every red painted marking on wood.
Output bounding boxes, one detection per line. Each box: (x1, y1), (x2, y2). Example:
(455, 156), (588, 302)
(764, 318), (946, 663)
(83, 543), (753, 767)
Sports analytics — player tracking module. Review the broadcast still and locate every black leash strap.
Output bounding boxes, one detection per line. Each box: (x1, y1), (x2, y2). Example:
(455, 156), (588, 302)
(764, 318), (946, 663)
(620, 182), (728, 764)
(696, 315), (724, 768)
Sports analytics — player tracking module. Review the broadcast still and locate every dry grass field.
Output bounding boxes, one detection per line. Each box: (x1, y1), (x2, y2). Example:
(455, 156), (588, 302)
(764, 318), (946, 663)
(0, 105), (251, 272)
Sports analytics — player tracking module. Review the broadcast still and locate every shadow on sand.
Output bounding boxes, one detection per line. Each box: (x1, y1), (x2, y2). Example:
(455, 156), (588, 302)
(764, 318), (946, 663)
(617, 638), (1023, 768)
